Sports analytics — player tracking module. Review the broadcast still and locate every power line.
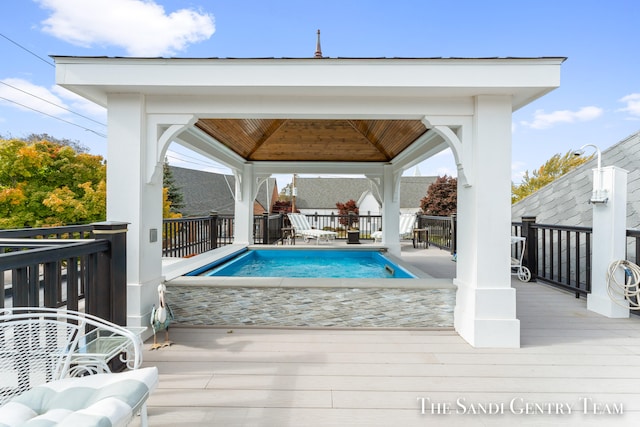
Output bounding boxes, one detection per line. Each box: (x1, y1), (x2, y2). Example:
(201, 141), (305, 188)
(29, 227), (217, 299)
(0, 32), (55, 67)
(0, 81), (106, 127)
(0, 95), (107, 138)
(165, 153), (229, 171)
(0, 32), (107, 138)
(167, 149), (223, 165)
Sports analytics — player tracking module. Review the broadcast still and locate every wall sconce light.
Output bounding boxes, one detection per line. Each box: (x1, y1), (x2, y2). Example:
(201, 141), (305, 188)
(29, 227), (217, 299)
(573, 144), (608, 204)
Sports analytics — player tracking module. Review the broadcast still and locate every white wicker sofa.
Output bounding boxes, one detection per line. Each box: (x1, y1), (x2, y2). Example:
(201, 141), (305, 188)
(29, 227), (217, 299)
(0, 307), (158, 427)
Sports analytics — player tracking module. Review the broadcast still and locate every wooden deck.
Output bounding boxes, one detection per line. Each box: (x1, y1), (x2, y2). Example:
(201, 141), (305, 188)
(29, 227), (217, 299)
(132, 277), (640, 426)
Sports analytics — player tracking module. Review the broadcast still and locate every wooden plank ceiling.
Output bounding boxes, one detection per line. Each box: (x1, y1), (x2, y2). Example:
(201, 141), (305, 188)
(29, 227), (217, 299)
(195, 119), (428, 162)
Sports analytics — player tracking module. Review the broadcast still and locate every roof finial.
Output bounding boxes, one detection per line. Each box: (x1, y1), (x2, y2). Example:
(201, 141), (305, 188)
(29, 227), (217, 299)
(314, 29), (323, 58)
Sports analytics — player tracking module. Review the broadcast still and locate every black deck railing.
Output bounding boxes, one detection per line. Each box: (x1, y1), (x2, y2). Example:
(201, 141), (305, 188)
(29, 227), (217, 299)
(162, 213), (286, 257)
(293, 213), (383, 240)
(3, 214), (639, 321)
(160, 213), (461, 256)
(417, 214), (457, 253)
(513, 216), (639, 315)
(515, 218), (593, 297)
(0, 222), (128, 325)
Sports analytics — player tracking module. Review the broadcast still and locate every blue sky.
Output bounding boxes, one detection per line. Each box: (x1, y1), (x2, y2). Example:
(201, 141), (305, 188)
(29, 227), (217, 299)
(1, 0), (639, 188)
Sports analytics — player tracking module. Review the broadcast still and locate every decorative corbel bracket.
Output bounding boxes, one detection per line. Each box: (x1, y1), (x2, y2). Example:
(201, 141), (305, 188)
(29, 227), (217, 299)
(253, 174), (272, 201)
(365, 174), (383, 200)
(146, 115), (198, 184)
(422, 117), (472, 188)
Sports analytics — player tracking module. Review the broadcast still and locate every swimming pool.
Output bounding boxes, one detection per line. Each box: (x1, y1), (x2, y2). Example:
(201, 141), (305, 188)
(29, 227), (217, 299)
(187, 249), (416, 279)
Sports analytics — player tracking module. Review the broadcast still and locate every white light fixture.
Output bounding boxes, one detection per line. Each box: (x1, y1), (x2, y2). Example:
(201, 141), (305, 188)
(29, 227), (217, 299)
(573, 144), (608, 204)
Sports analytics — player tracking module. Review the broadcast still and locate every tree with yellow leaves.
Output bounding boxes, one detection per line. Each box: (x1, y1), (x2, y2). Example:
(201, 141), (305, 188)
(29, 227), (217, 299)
(512, 150), (593, 203)
(0, 136), (183, 228)
(0, 137), (107, 228)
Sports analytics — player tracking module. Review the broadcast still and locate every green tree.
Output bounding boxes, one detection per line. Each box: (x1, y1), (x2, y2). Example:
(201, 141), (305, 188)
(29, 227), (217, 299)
(162, 187), (182, 219)
(512, 150), (593, 203)
(420, 175), (457, 216)
(0, 138), (106, 228)
(162, 160), (184, 213)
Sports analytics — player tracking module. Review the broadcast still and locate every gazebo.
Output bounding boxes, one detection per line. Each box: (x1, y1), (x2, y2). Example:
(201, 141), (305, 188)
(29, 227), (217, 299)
(54, 55), (564, 348)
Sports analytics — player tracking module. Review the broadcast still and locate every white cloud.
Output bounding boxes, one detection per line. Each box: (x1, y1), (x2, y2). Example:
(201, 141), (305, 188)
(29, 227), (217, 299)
(618, 93), (640, 119)
(0, 78), (68, 116)
(52, 86), (106, 118)
(37, 0), (215, 57)
(520, 106), (603, 130)
(0, 78), (106, 124)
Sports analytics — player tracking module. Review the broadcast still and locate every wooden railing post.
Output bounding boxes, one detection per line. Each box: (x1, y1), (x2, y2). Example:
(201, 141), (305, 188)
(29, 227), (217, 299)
(521, 216), (538, 282)
(91, 222), (128, 326)
(209, 211), (218, 250)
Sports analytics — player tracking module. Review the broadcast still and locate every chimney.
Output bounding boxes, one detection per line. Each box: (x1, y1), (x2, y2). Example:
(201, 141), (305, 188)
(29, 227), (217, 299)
(314, 29), (323, 58)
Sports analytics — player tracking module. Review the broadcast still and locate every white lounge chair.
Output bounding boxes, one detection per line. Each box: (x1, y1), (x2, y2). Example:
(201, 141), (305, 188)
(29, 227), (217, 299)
(0, 307), (158, 427)
(287, 213), (338, 244)
(371, 213), (417, 243)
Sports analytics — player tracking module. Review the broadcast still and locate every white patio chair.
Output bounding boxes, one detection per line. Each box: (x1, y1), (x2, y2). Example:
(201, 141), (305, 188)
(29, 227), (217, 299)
(511, 236), (531, 282)
(287, 213), (338, 244)
(371, 213), (417, 243)
(0, 307), (158, 427)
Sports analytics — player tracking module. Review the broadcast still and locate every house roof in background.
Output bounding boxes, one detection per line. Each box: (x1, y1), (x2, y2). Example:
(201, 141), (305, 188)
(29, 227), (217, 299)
(295, 176), (437, 210)
(171, 167), (438, 216)
(169, 166), (276, 216)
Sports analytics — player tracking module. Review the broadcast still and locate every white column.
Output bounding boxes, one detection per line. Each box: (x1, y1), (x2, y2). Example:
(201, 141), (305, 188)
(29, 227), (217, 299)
(381, 165), (401, 257)
(454, 95), (520, 348)
(587, 166), (629, 317)
(106, 94), (162, 333)
(233, 163), (255, 245)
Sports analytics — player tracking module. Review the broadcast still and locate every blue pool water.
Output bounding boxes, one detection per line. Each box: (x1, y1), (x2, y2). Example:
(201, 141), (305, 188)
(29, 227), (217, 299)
(189, 249), (415, 279)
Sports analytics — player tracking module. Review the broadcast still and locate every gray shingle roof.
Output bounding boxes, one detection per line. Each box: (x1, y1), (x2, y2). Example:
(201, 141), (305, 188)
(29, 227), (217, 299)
(169, 166), (276, 217)
(171, 167), (438, 216)
(294, 176), (437, 210)
(512, 130), (640, 228)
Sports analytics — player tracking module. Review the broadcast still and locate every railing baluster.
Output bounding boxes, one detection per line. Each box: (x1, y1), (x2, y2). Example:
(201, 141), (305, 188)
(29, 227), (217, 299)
(66, 256), (79, 312)
(576, 232), (582, 291)
(586, 232), (592, 293)
(565, 230), (571, 289)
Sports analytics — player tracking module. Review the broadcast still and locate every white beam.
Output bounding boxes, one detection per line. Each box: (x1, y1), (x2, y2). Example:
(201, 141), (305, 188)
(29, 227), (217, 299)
(390, 128), (448, 172)
(176, 126), (246, 172)
(252, 161), (388, 176)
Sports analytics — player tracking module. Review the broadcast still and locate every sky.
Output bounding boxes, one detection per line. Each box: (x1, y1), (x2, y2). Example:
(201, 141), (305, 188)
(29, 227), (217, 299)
(1, 0), (639, 190)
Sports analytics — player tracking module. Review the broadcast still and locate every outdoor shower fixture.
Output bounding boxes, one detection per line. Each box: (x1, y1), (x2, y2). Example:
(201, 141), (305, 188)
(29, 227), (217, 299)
(573, 144), (608, 204)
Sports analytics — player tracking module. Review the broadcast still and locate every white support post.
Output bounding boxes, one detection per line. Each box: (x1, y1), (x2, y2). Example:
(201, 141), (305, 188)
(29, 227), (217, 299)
(453, 96), (520, 348)
(587, 166), (629, 317)
(381, 165), (401, 257)
(106, 94), (162, 335)
(233, 163), (255, 245)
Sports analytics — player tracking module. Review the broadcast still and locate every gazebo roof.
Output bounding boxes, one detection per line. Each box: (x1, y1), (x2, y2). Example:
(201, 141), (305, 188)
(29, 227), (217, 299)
(195, 118), (427, 162)
(53, 56), (565, 171)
